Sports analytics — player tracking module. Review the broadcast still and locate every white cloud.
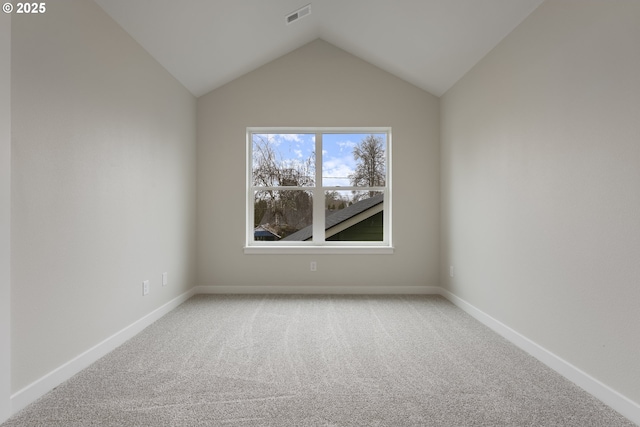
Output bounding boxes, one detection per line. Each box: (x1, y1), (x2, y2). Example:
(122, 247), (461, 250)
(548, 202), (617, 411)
(336, 140), (357, 152)
(253, 134), (283, 147)
(322, 155), (355, 187)
(276, 134), (302, 142)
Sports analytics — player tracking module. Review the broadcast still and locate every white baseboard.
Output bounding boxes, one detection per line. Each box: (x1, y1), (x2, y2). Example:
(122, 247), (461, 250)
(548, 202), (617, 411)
(193, 285), (441, 295)
(9, 288), (197, 415)
(6, 284), (436, 419)
(7, 285), (639, 427)
(437, 288), (640, 426)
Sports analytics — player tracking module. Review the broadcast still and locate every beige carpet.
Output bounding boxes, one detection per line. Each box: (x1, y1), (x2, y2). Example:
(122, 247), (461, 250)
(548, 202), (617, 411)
(2, 295), (634, 426)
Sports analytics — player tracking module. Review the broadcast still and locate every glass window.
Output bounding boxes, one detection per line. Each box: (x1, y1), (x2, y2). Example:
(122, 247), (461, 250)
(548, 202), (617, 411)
(247, 128), (391, 251)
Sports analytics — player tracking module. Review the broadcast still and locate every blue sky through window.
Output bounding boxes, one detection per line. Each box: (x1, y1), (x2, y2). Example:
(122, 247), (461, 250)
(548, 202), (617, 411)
(253, 133), (386, 188)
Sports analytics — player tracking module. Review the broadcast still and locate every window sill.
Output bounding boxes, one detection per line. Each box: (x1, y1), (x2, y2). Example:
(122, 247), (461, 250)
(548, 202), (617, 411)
(243, 246), (394, 255)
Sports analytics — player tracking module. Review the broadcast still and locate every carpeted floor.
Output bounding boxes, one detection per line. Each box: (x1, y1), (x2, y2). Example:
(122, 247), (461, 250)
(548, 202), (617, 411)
(2, 294), (635, 426)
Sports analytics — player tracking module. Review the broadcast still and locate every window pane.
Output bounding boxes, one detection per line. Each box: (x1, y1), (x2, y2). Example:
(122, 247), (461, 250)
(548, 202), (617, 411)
(325, 190), (384, 241)
(252, 133), (315, 187)
(322, 133), (386, 187)
(254, 190), (313, 241)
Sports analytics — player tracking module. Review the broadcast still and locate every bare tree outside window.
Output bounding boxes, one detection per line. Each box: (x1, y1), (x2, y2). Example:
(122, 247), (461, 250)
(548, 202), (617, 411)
(248, 129), (390, 246)
(349, 134), (386, 201)
(252, 134), (315, 238)
(252, 134), (315, 188)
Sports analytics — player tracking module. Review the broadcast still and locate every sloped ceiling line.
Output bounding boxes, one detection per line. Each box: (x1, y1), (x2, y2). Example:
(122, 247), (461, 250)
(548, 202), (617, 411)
(94, 0), (543, 97)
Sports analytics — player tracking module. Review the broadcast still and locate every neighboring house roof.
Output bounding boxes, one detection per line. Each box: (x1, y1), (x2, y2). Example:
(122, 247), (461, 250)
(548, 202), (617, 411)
(281, 193), (384, 241)
(254, 225), (281, 239)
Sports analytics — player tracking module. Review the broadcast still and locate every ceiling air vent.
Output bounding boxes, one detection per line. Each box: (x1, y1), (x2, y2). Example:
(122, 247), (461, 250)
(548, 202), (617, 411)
(286, 4), (311, 25)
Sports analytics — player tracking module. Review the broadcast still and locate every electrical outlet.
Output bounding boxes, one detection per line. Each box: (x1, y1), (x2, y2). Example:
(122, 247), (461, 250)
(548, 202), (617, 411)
(162, 272), (168, 286)
(449, 266), (454, 278)
(310, 261), (317, 272)
(142, 280), (149, 296)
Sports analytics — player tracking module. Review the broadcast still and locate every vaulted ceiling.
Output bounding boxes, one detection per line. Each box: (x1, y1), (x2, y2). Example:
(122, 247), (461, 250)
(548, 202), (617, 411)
(94, 0), (543, 97)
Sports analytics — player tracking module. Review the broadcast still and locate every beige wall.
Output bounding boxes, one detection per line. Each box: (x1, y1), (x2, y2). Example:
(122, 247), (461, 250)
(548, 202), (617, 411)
(197, 40), (439, 290)
(441, 0), (640, 405)
(11, 0), (196, 392)
(8, 0), (638, 420)
(1, 12), (11, 422)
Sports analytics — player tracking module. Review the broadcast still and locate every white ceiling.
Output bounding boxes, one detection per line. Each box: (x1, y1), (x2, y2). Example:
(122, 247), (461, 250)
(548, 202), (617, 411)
(94, 0), (543, 98)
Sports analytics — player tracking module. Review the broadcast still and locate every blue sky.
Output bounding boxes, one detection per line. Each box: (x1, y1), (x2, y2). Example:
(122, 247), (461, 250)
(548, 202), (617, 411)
(253, 133), (385, 188)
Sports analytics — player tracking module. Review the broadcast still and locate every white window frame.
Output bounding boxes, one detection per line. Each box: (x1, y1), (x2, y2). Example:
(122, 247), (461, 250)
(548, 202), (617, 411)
(245, 127), (393, 254)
